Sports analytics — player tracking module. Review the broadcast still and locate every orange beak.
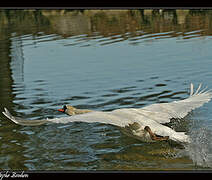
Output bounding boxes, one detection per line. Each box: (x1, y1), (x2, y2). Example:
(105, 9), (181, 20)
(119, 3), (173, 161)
(58, 108), (65, 112)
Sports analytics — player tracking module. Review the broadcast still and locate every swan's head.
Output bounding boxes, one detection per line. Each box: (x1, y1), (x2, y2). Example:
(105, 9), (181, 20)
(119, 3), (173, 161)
(58, 105), (77, 115)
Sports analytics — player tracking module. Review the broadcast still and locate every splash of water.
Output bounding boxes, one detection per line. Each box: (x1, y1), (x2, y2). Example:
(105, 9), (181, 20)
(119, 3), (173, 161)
(185, 126), (212, 168)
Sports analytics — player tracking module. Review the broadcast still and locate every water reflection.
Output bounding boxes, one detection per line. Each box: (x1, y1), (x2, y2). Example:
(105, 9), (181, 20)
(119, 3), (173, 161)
(1, 9), (212, 170)
(1, 10), (211, 45)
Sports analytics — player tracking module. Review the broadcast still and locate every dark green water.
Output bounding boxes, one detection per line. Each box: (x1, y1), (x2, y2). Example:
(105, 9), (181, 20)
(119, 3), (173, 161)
(1, 9), (212, 170)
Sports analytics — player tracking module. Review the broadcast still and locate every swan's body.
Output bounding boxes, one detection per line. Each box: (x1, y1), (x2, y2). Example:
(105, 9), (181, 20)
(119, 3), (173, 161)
(2, 83), (212, 144)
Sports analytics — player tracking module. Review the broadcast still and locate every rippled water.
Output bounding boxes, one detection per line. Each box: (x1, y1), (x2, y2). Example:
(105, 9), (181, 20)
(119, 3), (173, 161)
(1, 10), (212, 170)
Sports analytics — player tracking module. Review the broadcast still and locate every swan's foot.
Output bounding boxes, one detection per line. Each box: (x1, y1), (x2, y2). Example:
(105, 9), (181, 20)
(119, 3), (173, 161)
(144, 126), (169, 141)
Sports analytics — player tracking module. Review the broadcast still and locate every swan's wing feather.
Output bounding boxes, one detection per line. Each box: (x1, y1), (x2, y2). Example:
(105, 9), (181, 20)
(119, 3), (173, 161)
(2, 108), (48, 126)
(141, 83), (212, 123)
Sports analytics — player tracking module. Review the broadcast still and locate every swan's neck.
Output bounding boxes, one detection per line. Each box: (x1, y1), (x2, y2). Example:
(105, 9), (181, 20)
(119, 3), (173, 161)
(73, 109), (93, 115)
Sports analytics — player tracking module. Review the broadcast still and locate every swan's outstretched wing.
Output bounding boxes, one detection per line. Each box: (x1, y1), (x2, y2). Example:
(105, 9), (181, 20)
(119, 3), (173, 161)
(140, 83), (212, 124)
(2, 107), (135, 127)
(2, 108), (48, 126)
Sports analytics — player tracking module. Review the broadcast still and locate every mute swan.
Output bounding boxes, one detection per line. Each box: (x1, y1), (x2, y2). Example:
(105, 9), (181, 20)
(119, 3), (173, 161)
(2, 83), (212, 143)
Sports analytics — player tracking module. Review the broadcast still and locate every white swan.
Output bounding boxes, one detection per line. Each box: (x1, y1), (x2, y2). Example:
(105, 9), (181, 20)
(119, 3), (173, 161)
(2, 83), (212, 144)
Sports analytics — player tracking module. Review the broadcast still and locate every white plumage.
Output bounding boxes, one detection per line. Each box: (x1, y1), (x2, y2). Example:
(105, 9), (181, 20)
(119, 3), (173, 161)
(2, 83), (212, 143)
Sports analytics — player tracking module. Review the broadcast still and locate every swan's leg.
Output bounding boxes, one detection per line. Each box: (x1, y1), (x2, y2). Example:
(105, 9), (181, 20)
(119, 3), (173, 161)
(144, 126), (169, 141)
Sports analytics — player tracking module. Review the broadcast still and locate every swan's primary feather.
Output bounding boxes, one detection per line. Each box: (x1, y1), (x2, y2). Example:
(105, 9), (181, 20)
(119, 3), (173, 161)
(140, 83), (212, 123)
(2, 108), (47, 126)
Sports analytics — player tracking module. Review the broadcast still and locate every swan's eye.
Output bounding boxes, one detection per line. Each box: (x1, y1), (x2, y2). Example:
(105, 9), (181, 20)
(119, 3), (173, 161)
(63, 105), (67, 111)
